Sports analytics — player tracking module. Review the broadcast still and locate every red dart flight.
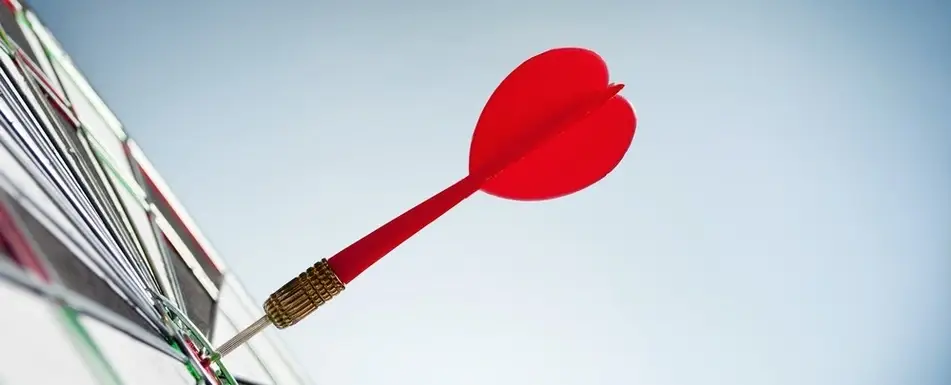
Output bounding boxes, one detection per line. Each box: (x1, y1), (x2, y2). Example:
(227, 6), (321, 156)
(216, 46), (637, 357)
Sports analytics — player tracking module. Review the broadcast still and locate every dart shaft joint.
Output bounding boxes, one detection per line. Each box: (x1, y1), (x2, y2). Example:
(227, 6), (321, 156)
(264, 258), (345, 329)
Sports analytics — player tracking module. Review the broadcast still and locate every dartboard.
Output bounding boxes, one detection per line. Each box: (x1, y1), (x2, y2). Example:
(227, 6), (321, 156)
(0, 2), (309, 384)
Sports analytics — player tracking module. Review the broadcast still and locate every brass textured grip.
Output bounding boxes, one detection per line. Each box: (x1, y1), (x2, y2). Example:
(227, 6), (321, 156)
(263, 259), (345, 329)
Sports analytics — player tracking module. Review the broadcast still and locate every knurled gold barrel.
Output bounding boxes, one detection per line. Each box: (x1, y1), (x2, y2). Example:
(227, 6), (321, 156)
(263, 259), (345, 329)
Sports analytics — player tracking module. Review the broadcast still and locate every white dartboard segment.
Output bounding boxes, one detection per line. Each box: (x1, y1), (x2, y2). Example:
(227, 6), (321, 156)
(81, 315), (196, 385)
(0, 279), (99, 385)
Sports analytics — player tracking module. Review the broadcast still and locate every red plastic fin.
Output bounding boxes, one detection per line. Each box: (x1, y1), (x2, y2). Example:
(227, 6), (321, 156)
(469, 48), (636, 200)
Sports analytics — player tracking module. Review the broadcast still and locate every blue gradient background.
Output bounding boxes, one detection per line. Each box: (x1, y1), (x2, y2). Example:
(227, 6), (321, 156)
(26, 1), (950, 385)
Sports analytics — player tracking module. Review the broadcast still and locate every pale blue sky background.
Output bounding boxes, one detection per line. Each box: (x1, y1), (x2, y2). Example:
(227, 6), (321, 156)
(26, 1), (950, 385)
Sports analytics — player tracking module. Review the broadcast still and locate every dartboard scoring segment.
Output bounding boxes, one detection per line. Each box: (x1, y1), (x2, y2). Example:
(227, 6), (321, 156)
(215, 47), (638, 357)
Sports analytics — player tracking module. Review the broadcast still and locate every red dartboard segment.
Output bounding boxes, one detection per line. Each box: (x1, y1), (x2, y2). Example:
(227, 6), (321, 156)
(470, 47), (637, 201)
(326, 47), (637, 284)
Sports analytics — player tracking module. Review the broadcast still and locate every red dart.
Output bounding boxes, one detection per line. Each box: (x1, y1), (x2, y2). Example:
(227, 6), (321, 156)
(216, 47), (637, 357)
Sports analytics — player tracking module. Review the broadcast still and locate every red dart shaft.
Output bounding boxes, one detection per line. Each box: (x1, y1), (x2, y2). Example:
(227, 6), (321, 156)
(327, 84), (624, 283)
(327, 174), (482, 283)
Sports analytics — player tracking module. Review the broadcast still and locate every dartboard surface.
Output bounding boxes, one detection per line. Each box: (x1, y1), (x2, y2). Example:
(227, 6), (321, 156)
(0, 2), (310, 384)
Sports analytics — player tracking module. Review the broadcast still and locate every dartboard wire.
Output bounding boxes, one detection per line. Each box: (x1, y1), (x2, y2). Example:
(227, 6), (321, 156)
(0, 33), (130, 283)
(0, 256), (184, 361)
(0, 168), (173, 339)
(2, 183), (202, 385)
(154, 291), (238, 385)
(9, 42), (190, 313)
(0, 28), (164, 298)
(168, 320), (223, 385)
(11, 49), (164, 296)
(0, 21), (169, 308)
(4, 70), (211, 384)
(10, 11), (214, 316)
(5, 129), (223, 385)
(0, 18), (211, 384)
(5, 10), (233, 384)
(0, 110), (157, 316)
(6, 43), (161, 295)
(0, 45), (184, 328)
(73, 121), (179, 302)
(0, 71), (139, 291)
(0, 9), (218, 384)
(0, 69), (157, 307)
(68, 125), (191, 314)
(123, 140), (188, 312)
(0, 122), (166, 330)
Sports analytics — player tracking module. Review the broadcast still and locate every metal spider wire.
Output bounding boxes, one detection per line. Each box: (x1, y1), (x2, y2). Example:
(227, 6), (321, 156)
(0, 100), (166, 330)
(0, 14), (240, 385)
(154, 291), (238, 385)
(16, 58), (166, 297)
(0, 21), (198, 329)
(0, 78), (157, 302)
(0, 30), (164, 301)
(0, 59), (221, 385)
